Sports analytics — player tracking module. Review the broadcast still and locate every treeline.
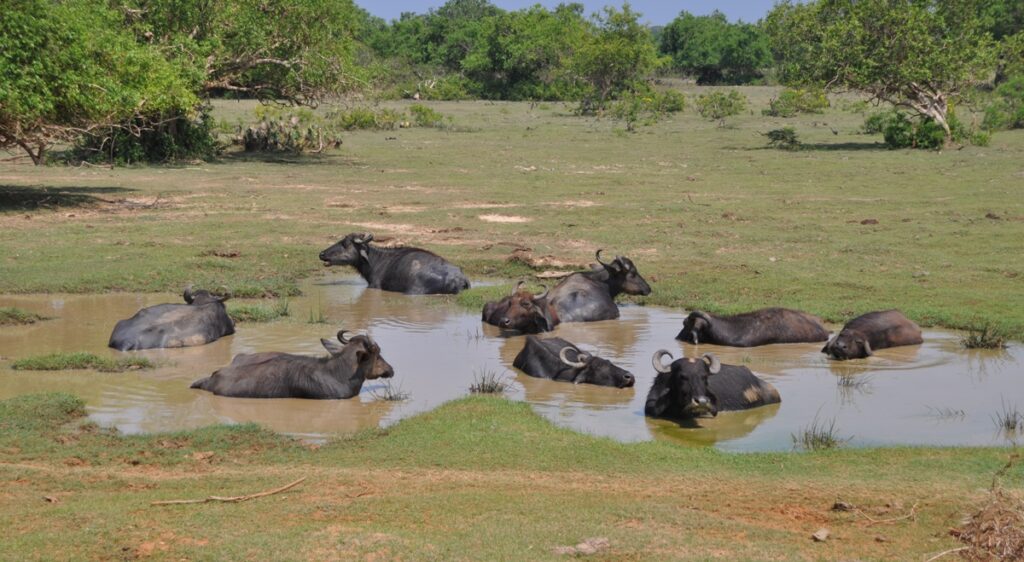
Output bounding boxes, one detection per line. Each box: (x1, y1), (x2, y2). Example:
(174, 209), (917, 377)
(2, 0), (1023, 164)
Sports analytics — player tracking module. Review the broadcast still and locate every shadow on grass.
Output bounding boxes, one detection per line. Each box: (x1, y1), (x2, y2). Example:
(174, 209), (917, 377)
(218, 150), (347, 166)
(0, 185), (136, 211)
(736, 141), (888, 152)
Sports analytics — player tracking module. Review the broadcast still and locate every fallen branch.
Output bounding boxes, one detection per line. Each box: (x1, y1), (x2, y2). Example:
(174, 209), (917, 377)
(857, 502), (919, 526)
(150, 477), (306, 506)
(922, 546), (968, 562)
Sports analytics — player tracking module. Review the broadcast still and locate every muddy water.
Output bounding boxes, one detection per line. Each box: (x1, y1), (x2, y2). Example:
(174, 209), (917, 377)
(1, 275), (1020, 451)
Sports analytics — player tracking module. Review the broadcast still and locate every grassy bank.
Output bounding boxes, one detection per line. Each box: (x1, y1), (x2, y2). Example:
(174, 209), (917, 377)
(11, 352), (154, 372)
(0, 307), (48, 325)
(1, 392), (1020, 560)
(1, 89), (1022, 338)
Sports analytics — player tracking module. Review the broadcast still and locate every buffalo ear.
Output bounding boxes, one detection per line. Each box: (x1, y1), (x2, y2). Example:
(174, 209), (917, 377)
(321, 338), (345, 355)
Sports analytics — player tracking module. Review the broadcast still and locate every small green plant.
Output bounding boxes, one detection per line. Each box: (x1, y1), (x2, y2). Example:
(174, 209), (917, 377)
(227, 300), (290, 323)
(762, 88), (829, 117)
(960, 325), (1008, 349)
(0, 307), (48, 325)
(409, 104), (446, 128)
(608, 90), (687, 131)
(695, 90), (748, 121)
(993, 401), (1023, 434)
(792, 412), (849, 451)
(764, 127), (801, 150)
(12, 352), (154, 372)
(469, 369), (511, 394)
(307, 292), (327, 324)
(369, 380), (411, 402)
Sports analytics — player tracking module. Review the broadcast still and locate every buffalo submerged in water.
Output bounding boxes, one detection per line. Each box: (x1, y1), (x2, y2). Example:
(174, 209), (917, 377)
(108, 287), (235, 351)
(481, 281), (556, 334)
(512, 336), (635, 388)
(677, 308), (830, 347)
(190, 330), (394, 399)
(319, 232), (470, 295)
(822, 309), (923, 360)
(645, 351), (780, 420)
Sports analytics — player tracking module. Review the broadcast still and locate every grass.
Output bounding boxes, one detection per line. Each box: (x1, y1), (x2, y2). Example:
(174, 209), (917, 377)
(993, 401), (1024, 434)
(0, 90), (1021, 338)
(306, 291), (327, 324)
(469, 368), (511, 394)
(11, 352), (154, 372)
(227, 299), (290, 323)
(836, 374), (872, 390)
(368, 379), (410, 402)
(961, 324), (1009, 349)
(792, 412), (850, 451)
(0, 392), (1021, 560)
(0, 306), (48, 325)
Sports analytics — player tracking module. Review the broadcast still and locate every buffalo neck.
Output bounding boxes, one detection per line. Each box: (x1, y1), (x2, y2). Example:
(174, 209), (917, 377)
(581, 269), (621, 297)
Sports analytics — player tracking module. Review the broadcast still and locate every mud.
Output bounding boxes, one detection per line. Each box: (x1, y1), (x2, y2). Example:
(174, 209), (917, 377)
(1, 274), (1020, 450)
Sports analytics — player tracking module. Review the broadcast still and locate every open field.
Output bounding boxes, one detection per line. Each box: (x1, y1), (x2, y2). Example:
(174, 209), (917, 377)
(2, 393), (1022, 561)
(2, 87), (1023, 337)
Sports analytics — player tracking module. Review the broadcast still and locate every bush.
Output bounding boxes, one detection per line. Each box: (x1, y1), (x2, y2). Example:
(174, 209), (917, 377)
(982, 75), (1024, 130)
(71, 108), (221, 165)
(694, 90), (747, 120)
(863, 109), (973, 149)
(762, 88), (829, 117)
(764, 127), (801, 150)
(607, 90), (686, 130)
(237, 106), (342, 154)
(408, 104), (447, 128)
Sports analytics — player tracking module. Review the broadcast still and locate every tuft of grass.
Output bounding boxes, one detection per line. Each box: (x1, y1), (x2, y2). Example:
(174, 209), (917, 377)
(12, 352), (154, 373)
(836, 374), (872, 390)
(0, 307), (49, 325)
(227, 299), (290, 323)
(369, 379), (411, 402)
(993, 401), (1024, 434)
(960, 325), (1008, 349)
(792, 412), (849, 451)
(469, 368), (511, 394)
(307, 292), (327, 324)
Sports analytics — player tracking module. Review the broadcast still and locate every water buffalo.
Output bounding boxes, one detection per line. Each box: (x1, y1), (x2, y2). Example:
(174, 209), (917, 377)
(545, 250), (652, 323)
(319, 232), (470, 295)
(108, 287), (235, 351)
(190, 331), (394, 399)
(482, 281), (558, 333)
(677, 308), (830, 347)
(512, 336), (635, 388)
(645, 351), (780, 420)
(822, 310), (923, 360)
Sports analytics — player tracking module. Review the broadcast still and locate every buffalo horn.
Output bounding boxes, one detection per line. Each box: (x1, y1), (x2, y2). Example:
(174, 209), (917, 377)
(695, 311), (713, 323)
(534, 284), (549, 300)
(183, 285), (195, 304)
(337, 330), (350, 344)
(595, 249), (610, 267)
(652, 350), (673, 374)
(691, 330), (700, 345)
(702, 353), (721, 375)
(862, 339), (873, 357)
(511, 280), (526, 296)
(559, 347), (588, 368)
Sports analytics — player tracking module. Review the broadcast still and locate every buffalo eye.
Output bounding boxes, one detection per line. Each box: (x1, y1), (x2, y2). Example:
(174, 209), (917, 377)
(521, 300), (532, 309)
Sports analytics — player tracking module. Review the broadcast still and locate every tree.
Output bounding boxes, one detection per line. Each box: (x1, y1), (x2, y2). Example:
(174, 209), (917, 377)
(765, 0), (996, 146)
(571, 4), (661, 108)
(113, 0), (366, 104)
(0, 0), (197, 164)
(659, 11), (770, 84)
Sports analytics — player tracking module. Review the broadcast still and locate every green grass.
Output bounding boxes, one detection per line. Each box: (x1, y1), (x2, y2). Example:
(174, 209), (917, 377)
(0, 392), (1020, 560)
(0, 306), (48, 325)
(2, 91), (1022, 338)
(227, 299), (290, 323)
(792, 413), (850, 451)
(960, 325), (1009, 349)
(469, 368), (511, 394)
(11, 352), (154, 372)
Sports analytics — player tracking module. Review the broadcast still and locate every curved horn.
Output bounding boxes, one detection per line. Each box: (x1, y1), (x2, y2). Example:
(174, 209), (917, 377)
(534, 284), (549, 300)
(702, 353), (721, 375)
(694, 311), (713, 323)
(336, 330), (350, 344)
(361, 232), (374, 243)
(559, 347), (588, 368)
(511, 280), (526, 296)
(862, 339), (873, 357)
(183, 285), (195, 304)
(652, 350), (673, 374)
(595, 249), (610, 267)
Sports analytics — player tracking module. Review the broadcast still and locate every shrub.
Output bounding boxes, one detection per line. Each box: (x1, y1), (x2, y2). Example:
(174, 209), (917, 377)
(764, 127), (801, 150)
(982, 75), (1024, 130)
(409, 104), (447, 128)
(71, 108), (221, 165)
(762, 88), (829, 117)
(607, 90), (686, 131)
(863, 109), (973, 149)
(695, 90), (747, 120)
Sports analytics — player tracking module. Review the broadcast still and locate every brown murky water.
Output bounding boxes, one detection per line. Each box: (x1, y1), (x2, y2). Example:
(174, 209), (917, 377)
(1, 274), (1020, 450)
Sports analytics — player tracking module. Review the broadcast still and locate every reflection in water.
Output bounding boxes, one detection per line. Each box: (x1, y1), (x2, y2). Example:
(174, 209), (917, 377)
(1, 275), (1022, 451)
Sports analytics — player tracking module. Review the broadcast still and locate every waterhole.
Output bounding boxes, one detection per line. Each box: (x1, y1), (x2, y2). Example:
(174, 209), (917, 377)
(1, 274), (1019, 451)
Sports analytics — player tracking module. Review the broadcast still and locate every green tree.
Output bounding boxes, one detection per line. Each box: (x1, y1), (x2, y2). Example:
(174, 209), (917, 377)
(113, 0), (366, 104)
(659, 11), (770, 84)
(572, 4), (661, 108)
(765, 0), (996, 146)
(0, 0), (197, 164)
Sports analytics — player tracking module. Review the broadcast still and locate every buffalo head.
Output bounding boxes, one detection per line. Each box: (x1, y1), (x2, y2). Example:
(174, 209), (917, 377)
(483, 281), (554, 333)
(677, 311), (712, 344)
(321, 330), (394, 379)
(183, 285), (230, 305)
(319, 233), (373, 267)
(822, 332), (872, 360)
(558, 346), (635, 388)
(596, 249), (651, 296)
(645, 350), (720, 418)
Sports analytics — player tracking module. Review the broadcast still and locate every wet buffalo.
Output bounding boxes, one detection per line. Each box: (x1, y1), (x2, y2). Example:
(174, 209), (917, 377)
(677, 308), (830, 347)
(645, 351), (780, 420)
(545, 250), (652, 323)
(513, 336), (635, 388)
(822, 310), (923, 360)
(108, 287), (234, 351)
(482, 281), (558, 333)
(190, 331), (394, 399)
(319, 232), (470, 295)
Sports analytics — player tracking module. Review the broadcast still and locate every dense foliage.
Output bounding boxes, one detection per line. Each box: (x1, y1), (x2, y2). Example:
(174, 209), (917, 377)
(694, 90), (748, 121)
(762, 88), (829, 117)
(659, 11), (771, 85)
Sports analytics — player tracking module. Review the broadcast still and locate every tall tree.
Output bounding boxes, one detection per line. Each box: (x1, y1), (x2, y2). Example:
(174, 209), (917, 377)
(659, 11), (770, 85)
(765, 0), (996, 145)
(572, 4), (661, 107)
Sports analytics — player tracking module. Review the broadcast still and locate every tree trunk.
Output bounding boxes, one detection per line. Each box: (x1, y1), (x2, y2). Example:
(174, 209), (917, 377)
(908, 84), (953, 147)
(15, 139), (45, 166)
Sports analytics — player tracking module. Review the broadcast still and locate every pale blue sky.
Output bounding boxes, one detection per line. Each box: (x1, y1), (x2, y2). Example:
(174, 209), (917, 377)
(358, 1), (779, 25)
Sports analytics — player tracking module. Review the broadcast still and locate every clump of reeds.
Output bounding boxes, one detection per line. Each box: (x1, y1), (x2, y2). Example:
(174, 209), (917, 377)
(960, 325), (1008, 349)
(792, 412), (849, 451)
(469, 369), (510, 394)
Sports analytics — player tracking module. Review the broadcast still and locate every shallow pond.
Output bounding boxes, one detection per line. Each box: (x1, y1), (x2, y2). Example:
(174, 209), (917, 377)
(1, 274), (1020, 451)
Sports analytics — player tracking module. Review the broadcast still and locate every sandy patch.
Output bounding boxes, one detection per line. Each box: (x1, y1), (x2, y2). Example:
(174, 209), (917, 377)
(478, 214), (530, 223)
(556, 200), (598, 208)
(454, 203), (520, 209)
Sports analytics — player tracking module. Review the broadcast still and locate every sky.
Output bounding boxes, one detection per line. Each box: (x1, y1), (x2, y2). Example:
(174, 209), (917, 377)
(358, 1), (779, 25)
